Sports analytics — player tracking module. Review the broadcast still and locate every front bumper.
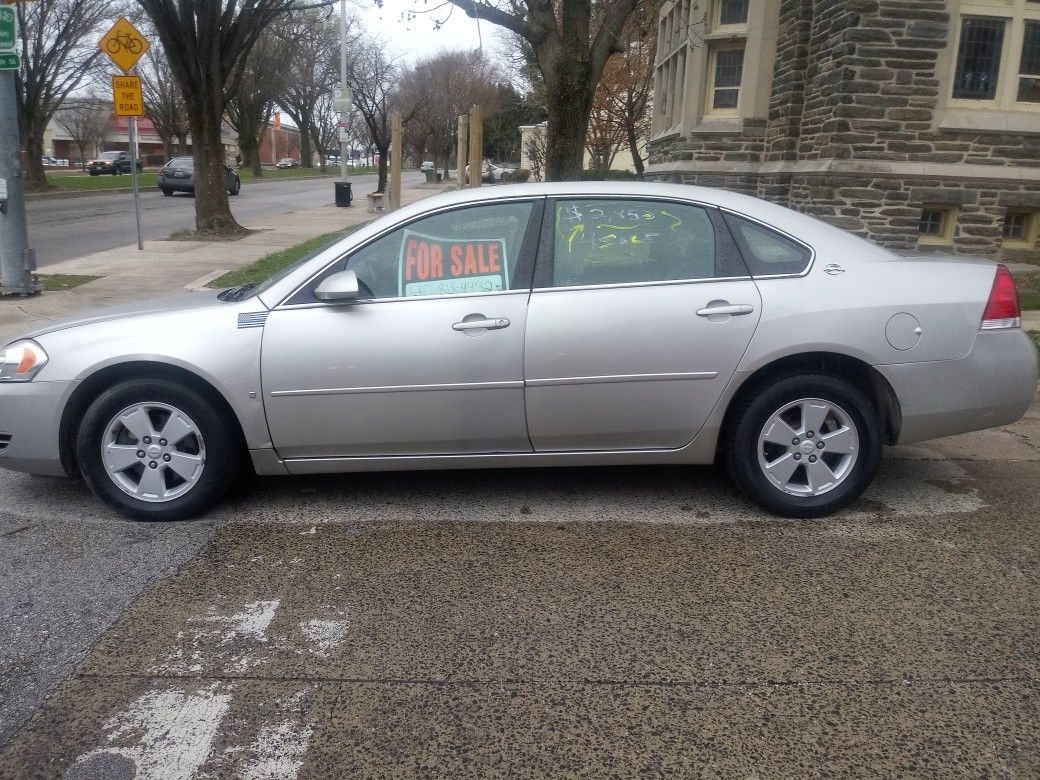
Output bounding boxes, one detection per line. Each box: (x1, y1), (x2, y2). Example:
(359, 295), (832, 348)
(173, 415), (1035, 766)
(0, 380), (75, 476)
(876, 329), (1038, 445)
(158, 177), (194, 192)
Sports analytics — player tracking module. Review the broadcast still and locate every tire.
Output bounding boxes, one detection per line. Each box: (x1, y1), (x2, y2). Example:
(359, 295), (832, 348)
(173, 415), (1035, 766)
(229, 178), (241, 196)
(725, 373), (882, 519)
(161, 187), (173, 196)
(76, 378), (240, 521)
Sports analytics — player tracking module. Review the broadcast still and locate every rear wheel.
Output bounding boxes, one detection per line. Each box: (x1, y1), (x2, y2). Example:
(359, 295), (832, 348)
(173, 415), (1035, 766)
(160, 187), (173, 196)
(726, 374), (882, 518)
(76, 379), (239, 521)
(229, 178), (241, 196)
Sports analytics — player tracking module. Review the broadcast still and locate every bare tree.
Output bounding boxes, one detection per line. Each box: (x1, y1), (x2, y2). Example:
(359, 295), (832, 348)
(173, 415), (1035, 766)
(15, 0), (113, 189)
(139, 33), (191, 161)
(226, 32), (290, 177)
(134, 0), (336, 235)
(55, 95), (111, 170)
(430, 0), (646, 180)
(399, 50), (500, 179)
(311, 90), (339, 172)
(346, 34), (420, 193)
(524, 125), (546, 182)
(278, 8), (343, 170)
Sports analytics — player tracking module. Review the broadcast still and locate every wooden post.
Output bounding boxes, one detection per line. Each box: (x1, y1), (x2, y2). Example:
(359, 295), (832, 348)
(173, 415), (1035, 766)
(390, 111), (402, 210)
(468, 104), (482, 189)
(456, 113), (468, 190)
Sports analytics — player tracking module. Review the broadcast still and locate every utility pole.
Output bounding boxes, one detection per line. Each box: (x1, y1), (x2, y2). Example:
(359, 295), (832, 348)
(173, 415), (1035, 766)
(390, 111), (401, 211)
(468, 104), (482, 190)
(340, 0), (348, 184)
(0, 65), (38, 296)
(456, 113), (468, 190)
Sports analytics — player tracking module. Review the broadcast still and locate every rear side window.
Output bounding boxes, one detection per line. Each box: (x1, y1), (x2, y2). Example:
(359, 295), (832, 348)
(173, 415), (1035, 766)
(550, 199), (719, 287)
(723, 213), (812, 276)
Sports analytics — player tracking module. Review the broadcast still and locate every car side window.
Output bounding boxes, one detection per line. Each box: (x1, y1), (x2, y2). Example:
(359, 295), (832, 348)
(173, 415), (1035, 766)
(306, 201), (535, 303)
(723, 213), (812, 277)
(550, 199), (718, 287)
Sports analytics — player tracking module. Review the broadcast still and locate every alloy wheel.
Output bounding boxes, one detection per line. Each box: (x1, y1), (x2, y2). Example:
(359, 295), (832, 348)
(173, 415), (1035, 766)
(101, 402), (206, 503)
(756, 397), (859, 497)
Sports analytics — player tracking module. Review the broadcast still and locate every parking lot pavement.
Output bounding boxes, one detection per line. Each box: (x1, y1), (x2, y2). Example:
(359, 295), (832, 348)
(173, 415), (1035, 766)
(1, 408), (1039, 777)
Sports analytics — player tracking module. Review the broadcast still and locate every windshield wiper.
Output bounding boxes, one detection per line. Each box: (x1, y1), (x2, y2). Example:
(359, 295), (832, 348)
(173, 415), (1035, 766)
(217, 283), (258, 302)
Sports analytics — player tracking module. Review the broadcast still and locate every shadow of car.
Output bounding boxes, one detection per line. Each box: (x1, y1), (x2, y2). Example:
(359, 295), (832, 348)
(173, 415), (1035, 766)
(158, 157), (241, 197)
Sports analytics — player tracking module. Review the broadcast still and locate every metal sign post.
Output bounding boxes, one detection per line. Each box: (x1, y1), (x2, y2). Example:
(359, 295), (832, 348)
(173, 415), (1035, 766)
(100, 18), (150, 252)
(0, 4), (38, 295)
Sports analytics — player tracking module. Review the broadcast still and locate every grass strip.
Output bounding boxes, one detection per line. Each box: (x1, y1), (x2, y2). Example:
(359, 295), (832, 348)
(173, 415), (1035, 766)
(50, 173), (159, 191)
(37, 274), (102, 291)
(205, 223), (369, 289)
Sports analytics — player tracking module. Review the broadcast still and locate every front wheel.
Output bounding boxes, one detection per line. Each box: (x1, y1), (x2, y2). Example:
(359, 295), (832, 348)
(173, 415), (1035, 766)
(725, 374), (882, 518)
(229, 178), (241, 196)
(76, 379), (240, 521)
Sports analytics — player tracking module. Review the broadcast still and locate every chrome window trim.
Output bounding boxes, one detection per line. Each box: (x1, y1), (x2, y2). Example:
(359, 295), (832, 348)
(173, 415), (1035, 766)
(531, 274), (751, 294)
(717, 207), (817, 280)
(276, 196), (545, 309)
(275, 288), (530, 312)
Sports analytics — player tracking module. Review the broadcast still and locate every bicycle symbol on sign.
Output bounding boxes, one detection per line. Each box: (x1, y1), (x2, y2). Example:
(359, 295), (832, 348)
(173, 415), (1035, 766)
(105, 32), (143, 56)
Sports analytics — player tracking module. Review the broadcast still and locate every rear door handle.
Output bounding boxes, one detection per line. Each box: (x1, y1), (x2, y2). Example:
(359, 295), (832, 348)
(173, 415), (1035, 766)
(452, 318), (510, 331)
(696, 304), (755, 317)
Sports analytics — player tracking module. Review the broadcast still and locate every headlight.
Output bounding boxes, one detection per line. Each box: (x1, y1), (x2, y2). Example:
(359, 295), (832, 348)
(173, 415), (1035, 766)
(0, 341), (49, 382)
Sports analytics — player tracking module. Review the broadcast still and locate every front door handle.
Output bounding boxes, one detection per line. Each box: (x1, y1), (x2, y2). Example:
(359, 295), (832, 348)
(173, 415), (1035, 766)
(452, 317), (510, 331)
(696, 304), (755, 317)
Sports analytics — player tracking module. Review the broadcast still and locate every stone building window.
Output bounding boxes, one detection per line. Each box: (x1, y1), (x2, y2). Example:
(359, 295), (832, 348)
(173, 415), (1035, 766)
(950, 1), (1040, 108)
(653, 0), (694, 132)
(1003, 210), (1039, 245)
(717, 0), (749, 27)
(707, 47), (745, 112)
(919, 206), (957, 246)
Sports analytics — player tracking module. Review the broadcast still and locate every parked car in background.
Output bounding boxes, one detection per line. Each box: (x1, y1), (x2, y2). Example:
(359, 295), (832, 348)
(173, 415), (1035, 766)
(0, 182), (1032, 522)
(419, 161), (435, 173)
(276, 158), (299, 169)
(87, 151), (143, 176)
(157, 156), (241, 197)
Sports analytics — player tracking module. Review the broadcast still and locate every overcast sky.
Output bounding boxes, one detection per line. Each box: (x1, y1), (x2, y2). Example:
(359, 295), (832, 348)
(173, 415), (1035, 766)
(357, 0), (494, 62)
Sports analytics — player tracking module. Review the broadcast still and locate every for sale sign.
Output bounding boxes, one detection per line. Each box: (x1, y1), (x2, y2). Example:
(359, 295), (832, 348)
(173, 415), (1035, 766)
(399, 231), (509, 297)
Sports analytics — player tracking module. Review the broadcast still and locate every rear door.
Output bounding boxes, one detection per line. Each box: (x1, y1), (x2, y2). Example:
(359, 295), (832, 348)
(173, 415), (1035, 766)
(523, 196), (762, 451)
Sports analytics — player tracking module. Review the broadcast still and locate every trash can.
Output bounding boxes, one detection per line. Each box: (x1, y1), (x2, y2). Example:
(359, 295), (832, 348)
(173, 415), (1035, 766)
(334, 181), (352, 207)
(424, 170), (437, 184)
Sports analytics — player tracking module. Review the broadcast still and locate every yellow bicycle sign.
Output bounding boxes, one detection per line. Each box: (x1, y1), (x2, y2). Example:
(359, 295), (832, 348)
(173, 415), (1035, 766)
(99, 17), (150, 74)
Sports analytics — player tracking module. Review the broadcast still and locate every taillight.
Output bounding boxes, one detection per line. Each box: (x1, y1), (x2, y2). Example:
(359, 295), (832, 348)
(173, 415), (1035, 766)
(980, 264), (1021, 330)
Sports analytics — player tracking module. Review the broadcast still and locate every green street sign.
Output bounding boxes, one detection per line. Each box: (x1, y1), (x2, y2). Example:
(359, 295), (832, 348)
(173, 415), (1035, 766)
(0, 53), (18, 71)
(0, 7), (16, 53)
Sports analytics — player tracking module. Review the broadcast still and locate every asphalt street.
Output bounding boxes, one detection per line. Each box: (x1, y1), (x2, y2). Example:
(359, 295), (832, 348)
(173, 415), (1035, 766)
(26, 172), (421, 268)
(1, 401), (1039, 776)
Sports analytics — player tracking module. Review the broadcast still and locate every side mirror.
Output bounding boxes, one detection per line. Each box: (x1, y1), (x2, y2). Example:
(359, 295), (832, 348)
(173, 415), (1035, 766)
(315, 269), (360, 302)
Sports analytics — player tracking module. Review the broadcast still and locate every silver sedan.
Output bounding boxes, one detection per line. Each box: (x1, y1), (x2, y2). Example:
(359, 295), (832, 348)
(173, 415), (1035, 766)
(0, 182), (1035, 520)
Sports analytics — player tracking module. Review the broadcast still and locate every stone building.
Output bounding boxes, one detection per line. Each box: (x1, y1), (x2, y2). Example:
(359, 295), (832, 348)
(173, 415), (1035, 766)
(647, 0), (1040, 261)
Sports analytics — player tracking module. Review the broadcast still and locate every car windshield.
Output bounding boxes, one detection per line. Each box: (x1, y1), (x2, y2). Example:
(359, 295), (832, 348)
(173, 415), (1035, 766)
(99, 152), (120, 160)
(169, 157), (193, 169)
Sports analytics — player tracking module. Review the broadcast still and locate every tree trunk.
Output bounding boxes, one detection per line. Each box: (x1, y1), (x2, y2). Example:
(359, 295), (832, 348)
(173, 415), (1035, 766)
(177, 133), (189, 155)
(542, 59), (595, 181)
(376, 143), (389, 193)
(298, 110), (314, 169)
(239, 132), (263, 177)
(23, 132), (48, 190)
(76, 142), (89, 171)
(627, 123), (644, 178)
(190, 110), (241, 234)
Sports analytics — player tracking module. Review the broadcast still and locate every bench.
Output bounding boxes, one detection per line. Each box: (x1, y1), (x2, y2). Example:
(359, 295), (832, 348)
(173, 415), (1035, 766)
(366, 192), (384, 213)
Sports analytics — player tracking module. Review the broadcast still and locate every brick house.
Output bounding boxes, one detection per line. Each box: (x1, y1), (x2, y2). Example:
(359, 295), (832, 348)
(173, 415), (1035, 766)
(647, 0), (1040, 261)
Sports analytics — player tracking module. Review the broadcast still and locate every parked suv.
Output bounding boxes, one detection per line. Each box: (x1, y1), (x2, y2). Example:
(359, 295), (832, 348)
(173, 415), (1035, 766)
(158, 156), (242, 197)
(87, 151), (142, 176)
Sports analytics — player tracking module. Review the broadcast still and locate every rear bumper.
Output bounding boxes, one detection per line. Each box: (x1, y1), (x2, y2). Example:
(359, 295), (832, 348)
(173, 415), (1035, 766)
(0, 380), (75, 477)
(876, 329), (1038, 445)
(158, 179), (194, 192)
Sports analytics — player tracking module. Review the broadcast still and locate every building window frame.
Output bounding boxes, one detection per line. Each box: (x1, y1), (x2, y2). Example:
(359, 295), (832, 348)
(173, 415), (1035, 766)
(705, 44), (746, 116)
(918, 205), (958, 246)
(715, 0), (750, 29)
(949, 0), (1040, 111)
(1002, 209), (1040, 246)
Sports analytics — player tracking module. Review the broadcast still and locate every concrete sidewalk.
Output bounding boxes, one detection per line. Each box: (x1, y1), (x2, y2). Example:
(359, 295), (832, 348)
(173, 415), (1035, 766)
(0, 184), (444, 343)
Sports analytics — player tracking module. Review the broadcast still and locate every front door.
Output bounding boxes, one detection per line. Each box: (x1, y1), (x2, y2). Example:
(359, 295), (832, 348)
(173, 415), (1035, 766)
(523, 196), (762, 452)
(262, 199), (541, 459)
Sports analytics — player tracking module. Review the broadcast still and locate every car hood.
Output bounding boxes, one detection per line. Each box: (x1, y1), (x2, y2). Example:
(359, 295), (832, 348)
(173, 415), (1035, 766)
(8, 290), (233, 344)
